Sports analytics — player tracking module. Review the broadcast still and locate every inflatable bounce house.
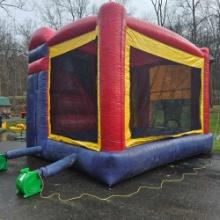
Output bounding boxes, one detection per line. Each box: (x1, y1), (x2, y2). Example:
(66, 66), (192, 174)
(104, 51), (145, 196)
(0, 2), (213, 198)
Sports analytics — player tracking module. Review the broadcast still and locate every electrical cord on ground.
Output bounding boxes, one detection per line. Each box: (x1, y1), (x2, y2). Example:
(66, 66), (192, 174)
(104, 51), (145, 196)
(39, 162), (211, 203)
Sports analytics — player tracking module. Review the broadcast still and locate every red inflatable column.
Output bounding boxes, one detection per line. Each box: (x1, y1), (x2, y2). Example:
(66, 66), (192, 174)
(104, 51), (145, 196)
(98, 3), (126, 151)
(201, 48), (210, 134)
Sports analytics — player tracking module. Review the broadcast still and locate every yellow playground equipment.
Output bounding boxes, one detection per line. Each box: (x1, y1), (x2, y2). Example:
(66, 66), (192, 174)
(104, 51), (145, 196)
(8, 123), (26, 133)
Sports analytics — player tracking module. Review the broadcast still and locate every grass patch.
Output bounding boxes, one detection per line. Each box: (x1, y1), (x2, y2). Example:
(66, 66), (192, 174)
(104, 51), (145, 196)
(210, 105), (220, 152)
(0, 128), (6, 134)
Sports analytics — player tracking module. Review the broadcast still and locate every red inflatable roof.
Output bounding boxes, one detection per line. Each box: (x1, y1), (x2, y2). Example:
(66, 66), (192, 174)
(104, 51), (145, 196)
(29, 27), (55, 50)
(48, 16), (97, 46)
(126, 17), (204, 57)
(29, 8), (203, 58)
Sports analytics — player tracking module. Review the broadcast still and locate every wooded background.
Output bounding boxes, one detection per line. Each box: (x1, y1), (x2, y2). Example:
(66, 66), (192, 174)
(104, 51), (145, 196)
(0, 0), (219, 105)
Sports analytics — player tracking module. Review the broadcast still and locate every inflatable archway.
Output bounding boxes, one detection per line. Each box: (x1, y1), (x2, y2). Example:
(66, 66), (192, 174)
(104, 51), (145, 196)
(0, 2), (213, 198)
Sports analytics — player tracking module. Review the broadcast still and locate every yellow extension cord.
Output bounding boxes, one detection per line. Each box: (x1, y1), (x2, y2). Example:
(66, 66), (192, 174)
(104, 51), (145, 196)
(39, 106), (219, 203)
(40, 164), (209, 202)
(38, 95), (220, 203)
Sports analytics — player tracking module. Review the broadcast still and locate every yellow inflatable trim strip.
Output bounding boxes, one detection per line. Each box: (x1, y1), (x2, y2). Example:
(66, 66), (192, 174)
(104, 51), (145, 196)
(50, 30), (98, 58)
(49, 134), (99, 151)
(48, 29), (100, 151)
(125, 27), (204, 148)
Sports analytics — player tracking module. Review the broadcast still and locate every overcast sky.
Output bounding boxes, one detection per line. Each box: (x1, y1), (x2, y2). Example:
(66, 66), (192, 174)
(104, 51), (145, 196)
(3, 0), (155, 26)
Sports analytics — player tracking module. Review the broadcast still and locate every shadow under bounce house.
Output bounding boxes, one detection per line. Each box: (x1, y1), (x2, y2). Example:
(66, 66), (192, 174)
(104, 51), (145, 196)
(0, 2), (213, 198)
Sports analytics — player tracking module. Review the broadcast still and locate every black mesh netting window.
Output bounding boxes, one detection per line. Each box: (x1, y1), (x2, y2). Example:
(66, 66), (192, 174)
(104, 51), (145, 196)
(50, 40), (98, 142)
(130, 47), (201, 139)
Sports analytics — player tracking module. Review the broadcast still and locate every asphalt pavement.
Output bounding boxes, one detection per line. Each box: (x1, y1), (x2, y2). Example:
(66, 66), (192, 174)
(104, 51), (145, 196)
(0, 139), (219, 220)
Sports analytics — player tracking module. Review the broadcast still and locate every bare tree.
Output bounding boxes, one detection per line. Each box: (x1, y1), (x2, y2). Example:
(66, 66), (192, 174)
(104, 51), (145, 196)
(150, 0), (168, 26)
(17, 19), (37, 51)
(0, 0), (25, 14)
(37, 0), (90, 30)
(175, 0), (207, 44)
(201, 0), (220, 105)
(0, 19), (27, 97)
(57, 0), (89, 20)
(166, 12), (185, 35)
(37, 0), (64, 30)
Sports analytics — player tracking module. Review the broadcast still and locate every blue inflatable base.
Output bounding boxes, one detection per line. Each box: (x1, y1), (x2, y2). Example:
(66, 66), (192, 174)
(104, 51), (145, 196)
(40, 134), (213, 186)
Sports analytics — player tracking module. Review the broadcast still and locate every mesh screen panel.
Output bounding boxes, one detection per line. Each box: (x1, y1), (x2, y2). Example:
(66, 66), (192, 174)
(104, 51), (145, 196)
(50, 40), (97, 142)
(130, 47), (201, 138)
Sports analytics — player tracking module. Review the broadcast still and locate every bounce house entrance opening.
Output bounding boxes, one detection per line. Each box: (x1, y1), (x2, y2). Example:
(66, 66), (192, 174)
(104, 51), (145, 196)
(130, 47), (201, 139)
(50, 39), (98, 143)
